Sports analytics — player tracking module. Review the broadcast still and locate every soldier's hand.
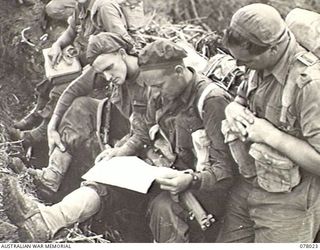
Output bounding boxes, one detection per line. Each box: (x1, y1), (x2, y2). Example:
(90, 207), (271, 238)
(156, 172), (193, 196)
(48, 129), (65, 156)
(245, 117), (277, 143)
(225, 101), (255, 141)
(49, 43), (62, 66)
(95, 147), (118, 164)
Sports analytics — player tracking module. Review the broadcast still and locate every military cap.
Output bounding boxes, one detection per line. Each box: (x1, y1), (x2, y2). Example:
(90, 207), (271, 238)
(86, 32), (134, 62)
(230, 3), (287, 47)
(139, 39), (188, 70)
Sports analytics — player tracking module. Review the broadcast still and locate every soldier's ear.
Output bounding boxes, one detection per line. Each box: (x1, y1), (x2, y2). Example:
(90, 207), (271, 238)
(270, 45), (278, 56)
(174, 65), (184, 76)
(118, 48), (127, 58)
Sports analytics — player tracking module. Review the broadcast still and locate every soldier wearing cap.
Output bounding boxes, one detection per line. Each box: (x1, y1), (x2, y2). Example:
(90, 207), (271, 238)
(218, 3), (320, 242)
(21, 32), (149, 200)
(2, 32), (151, 242)
(3, 38), (238, 243)
(13, 0), (142, 146)
(138, 39), (238, 242)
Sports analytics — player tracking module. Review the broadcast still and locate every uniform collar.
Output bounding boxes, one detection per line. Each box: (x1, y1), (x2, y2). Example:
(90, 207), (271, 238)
(179, 67), (197, 107)
(263, 31), (299, 85)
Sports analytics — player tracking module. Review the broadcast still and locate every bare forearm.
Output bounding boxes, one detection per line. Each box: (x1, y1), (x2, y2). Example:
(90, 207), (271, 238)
(265, 127), (320, 176)
(53, 26), (76, 49)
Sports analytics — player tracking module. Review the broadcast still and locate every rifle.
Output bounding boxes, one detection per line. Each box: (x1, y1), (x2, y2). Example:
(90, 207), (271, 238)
(96, 98), (112, 151)
(146, 147), (216, 231)
(180, 191), (215, 231)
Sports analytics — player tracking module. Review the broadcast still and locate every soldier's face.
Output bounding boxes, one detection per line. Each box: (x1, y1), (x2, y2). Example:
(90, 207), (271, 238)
(140, 68), (185, 100)
(93, 53), (127, 85)
(228, 44), (273, 70)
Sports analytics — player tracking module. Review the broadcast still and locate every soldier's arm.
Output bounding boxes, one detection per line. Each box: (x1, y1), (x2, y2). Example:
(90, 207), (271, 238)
(199, 96), (237, 191)
(48, 67), (97, 131)
(52, 14), (77, 50)
(248, 80), (320, 176)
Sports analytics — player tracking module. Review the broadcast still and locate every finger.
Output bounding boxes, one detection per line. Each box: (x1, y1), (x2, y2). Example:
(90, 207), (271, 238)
(94, 153), (103, 164)
(159, 184), (173, 191)
(235, 116), (251, 127)
(55, 136), (66, 152)
(234, 120), (248, 137)
(156, 177), (174, 186)
(51, 53), (58, 67)
(48, 143), (55, 156)
(243, 110), (255, 124)
(56, 53), (62, 65)
(228, 119), (241, 134)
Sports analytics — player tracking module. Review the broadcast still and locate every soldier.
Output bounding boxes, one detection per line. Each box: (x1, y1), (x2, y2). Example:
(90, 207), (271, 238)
(13, 0), (140, 146)
(23, 32), (148, 200)
(3, 39), (238, 243)
(138, 40), (238, 242)
(45, 0), (76, 22)
(217, 4), (320, 242)
(3, 32), (150, 242)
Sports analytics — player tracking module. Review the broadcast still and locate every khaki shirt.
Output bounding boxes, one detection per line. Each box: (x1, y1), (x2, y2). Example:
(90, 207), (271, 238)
(144, 68), (237, 191)
(237, 33), (320, 181)
(68, 0), (134, 55)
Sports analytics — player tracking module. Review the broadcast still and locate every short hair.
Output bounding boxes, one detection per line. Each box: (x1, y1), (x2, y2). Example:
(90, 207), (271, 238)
(223, 27), (270, 55)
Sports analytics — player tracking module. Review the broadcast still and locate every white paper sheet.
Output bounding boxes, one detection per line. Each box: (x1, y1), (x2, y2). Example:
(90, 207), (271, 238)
(82, 156), (179, 194)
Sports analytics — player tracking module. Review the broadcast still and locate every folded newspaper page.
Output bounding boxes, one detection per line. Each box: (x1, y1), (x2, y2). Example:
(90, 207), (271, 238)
(82, 156), (179, 193)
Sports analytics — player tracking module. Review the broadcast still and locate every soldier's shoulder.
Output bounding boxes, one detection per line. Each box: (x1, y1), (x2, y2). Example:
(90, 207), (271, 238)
(294, 52), (320, 88)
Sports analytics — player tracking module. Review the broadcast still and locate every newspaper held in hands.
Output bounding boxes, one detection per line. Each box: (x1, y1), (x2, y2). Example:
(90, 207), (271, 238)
(82, 156), (179, 194)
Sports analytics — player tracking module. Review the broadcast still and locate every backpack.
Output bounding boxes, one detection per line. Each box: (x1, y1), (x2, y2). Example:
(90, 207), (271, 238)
(286, 8), (320, 59)
(202, 53), (245, 95)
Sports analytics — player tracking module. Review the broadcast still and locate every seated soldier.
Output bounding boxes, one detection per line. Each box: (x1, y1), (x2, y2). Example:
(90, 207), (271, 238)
(12, 0), (140, 147)
(3, 39), (238, 243)
(24, 32), (149, 200)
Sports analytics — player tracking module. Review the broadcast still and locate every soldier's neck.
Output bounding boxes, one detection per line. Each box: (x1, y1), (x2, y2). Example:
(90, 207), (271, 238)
(125, 56), (140, 82)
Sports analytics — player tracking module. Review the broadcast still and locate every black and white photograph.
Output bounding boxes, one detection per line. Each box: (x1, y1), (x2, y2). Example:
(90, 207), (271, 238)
(0, 0), (320, 247)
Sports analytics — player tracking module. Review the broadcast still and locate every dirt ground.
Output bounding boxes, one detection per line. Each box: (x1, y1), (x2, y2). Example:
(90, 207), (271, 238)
(1, 0), (320, 243)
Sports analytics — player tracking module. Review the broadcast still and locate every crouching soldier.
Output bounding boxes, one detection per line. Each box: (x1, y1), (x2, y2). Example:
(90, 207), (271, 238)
(217, 4), (320, 242)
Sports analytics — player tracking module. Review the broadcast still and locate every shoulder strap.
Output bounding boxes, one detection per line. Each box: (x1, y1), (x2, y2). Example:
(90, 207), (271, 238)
(197, 83), (231, 120)
(280, 51), (318, 123)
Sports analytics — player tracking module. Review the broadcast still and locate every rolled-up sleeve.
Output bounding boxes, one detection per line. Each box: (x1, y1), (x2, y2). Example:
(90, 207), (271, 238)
(296, 80), (320, 153)
(199, 96), (237, 191)
(53, 67), (97, 119)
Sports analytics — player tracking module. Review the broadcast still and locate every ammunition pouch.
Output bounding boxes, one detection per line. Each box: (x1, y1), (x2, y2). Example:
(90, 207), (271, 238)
(249, 142), (301, 193)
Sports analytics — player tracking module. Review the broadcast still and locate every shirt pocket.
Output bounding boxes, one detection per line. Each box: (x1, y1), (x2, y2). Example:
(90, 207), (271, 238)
(249, 143), (301, 193)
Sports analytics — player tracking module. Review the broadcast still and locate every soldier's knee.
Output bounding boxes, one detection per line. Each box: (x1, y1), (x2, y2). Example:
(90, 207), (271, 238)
(69, 97), (91, 114)
(45, 0), (73, 20)
(149, 192), (174, 217)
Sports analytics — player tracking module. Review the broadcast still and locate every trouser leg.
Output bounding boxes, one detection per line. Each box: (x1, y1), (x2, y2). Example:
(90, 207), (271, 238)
(39, 186), (101, 236)
(30, 147), (72, 194)
(148, 191), (190, 243)
(216, 178), (255, 243)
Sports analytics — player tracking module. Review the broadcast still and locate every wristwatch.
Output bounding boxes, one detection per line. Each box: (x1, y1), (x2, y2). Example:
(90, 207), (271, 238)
(187, 171), (201, 189)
